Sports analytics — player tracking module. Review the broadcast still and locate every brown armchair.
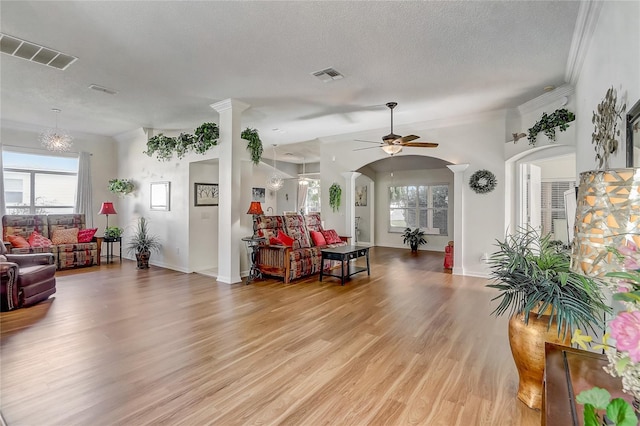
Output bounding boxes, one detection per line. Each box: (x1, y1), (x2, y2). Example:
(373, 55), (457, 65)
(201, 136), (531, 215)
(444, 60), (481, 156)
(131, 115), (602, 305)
(1, 243), (56, 311)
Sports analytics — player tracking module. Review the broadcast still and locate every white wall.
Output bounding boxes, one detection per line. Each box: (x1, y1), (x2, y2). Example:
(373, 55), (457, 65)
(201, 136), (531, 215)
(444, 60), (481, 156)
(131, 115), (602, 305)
(575, 1), (640, 174)
(1, 123), (117, 232)
(189, 160), (219, 272)
(354, 174), (373, 243)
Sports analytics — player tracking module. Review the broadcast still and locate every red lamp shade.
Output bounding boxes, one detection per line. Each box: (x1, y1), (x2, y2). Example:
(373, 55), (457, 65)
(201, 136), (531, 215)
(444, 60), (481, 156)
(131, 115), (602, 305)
(98, 202), (117, 215)
(246, 201), (264, 215)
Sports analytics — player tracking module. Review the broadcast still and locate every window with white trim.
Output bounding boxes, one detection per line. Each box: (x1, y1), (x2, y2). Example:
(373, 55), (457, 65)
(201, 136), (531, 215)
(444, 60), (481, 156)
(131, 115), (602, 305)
(2, 150), (78, 214)
(540, 180), (575, 239)
(389, 184), (448, 235)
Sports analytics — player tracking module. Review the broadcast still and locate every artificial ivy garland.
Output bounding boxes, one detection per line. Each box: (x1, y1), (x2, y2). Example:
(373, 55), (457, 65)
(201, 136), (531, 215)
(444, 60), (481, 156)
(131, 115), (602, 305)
(527, 108), (575, 146)
(145, 123), (263, 164)
(329, 183), (342, 212)
(108, 178), (135, 196)
(469, 169), (497, 194)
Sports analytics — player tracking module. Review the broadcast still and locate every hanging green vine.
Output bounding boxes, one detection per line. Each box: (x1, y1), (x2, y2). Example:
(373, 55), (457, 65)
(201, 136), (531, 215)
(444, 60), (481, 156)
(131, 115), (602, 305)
(242, 127), (263, 165)
(145, 122), (263, 164)
(329, 183), (342, 212)
(527, 108), (575, 146)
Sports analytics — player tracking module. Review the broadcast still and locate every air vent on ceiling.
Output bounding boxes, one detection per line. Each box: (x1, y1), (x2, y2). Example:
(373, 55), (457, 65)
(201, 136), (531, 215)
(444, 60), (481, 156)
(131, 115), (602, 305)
(0, 33), (77, 70)
(89, 84), (118, 95)
(311, 67), (344, 83)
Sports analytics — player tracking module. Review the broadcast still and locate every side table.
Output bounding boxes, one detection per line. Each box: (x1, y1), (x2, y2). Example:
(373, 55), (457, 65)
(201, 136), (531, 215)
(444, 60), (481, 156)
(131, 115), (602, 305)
(242, 236), (265, 284)
(102, 236), (122, 264)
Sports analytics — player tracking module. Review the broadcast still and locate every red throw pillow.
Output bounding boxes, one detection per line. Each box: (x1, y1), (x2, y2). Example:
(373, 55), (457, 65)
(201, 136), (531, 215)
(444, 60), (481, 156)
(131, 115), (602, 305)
(321, 229), (342, 244)
(28, 231), (52, 248)
(78, 228), (98, 243)
(277, 231), (294, 247)
(310, 230), (327, 246)
(7, 234), (30, 249)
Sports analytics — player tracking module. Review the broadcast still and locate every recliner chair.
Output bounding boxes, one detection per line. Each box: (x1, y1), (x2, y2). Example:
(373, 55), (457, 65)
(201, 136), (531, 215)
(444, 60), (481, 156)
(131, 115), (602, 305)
(0, 243), (56, 311)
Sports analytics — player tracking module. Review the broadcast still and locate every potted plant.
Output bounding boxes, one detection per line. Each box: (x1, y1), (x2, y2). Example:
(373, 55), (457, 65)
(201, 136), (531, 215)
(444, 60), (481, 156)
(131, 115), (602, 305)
(527, 107), (575, 146)
(486, 227), (609, 410)
(329, 183), (341, 212)
(126, 217), (161, 269)
(402, 227), (427, 252)
(242, 127), (263, 165)
(104, 226), (123, 239)
(108, 179), (135, 196)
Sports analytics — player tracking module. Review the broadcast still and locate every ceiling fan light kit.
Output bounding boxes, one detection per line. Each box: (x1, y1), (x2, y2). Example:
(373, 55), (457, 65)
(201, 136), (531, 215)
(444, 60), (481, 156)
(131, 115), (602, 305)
(353, 102), (439, 155)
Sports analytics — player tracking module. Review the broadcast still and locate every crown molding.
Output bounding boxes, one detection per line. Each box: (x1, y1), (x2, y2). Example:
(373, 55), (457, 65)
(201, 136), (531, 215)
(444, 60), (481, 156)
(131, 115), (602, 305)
(517, 84), (575, 115)
(565, 0), (603, 85)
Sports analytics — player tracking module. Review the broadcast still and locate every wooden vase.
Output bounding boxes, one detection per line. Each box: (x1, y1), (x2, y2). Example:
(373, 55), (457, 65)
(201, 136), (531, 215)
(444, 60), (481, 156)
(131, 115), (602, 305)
(508, 311), (570, 410)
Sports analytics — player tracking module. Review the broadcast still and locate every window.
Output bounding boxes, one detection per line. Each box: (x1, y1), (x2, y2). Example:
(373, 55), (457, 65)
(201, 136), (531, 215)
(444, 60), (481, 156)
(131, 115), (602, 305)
(2, 150), (78, 214)
(540, 180), (575, 239)
(303, 179), (321, 214)
(389, 184), (448, 235)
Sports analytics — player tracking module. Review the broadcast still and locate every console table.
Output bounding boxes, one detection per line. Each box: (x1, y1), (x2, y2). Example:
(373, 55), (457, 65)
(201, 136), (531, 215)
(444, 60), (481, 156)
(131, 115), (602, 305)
(320, 245), (370, 285)
(543, 343), (633, 426)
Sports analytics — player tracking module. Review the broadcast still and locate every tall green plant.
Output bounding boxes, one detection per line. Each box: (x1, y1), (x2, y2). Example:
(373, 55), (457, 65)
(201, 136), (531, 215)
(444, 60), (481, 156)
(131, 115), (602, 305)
(126, 217), (161, 255)
(486, 227), (609, 337)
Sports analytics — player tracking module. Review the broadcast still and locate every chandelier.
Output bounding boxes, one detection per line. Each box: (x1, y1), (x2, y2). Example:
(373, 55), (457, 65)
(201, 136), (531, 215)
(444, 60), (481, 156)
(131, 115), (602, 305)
(266, 144), (283, 191)
(40, 108), (73, 152)
(298, 157), (309, 186)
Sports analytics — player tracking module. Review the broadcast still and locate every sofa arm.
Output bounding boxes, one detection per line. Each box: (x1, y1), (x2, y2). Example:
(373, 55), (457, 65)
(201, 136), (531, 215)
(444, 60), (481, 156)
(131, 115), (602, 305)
(1, 261), (19, 311)
(6, 253), (55, 267)
(257, 245), (292, 281)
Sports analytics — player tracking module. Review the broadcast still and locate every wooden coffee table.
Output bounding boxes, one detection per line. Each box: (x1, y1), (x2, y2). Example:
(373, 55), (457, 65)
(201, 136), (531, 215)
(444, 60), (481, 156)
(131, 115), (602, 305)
(319, 245), (370, 285)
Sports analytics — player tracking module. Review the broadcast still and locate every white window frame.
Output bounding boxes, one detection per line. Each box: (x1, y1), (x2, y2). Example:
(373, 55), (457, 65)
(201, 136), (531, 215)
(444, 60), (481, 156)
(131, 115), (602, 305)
(388, 184), (449, 235)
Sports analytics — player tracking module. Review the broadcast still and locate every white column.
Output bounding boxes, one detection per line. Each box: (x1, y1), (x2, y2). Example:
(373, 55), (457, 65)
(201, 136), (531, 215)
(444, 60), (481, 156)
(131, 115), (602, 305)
(341, 171), (361, 242)
(447, 164), (469, 275)
(211, 99), (250, 284)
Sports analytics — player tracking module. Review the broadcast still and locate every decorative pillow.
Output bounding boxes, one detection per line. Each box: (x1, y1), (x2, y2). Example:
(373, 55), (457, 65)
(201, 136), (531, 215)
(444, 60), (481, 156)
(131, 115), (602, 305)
(51, 227), (79, 245)
(6, 234), (30, 249)
(28, 231), (52, 248)
(77, 228), (98, 243)
(310, 230), (327, 246)
(277, 231), (294, 247)
(321, 229), (342, 244)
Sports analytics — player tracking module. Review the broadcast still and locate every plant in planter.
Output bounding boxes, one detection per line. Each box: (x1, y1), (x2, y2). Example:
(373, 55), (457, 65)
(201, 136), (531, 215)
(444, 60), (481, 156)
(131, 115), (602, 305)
(104, 226), (123, 239)
(193, 122), (219, 154)
(329, 183), (342, 212)
(242, 127), (263, 165)
(402, 227), (427, 252)
(126, 217), (161, 269)
(486, 227), (609, 409)
(108, 179), (135, 196)
(527, 108), (575, 146)
(145, 134), (177, 162)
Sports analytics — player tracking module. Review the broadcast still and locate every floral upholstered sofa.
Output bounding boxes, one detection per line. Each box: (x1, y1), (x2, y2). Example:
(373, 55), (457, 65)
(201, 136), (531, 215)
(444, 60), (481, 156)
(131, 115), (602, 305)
(255, 213), (347, 283)
(2, 214), (102, 270)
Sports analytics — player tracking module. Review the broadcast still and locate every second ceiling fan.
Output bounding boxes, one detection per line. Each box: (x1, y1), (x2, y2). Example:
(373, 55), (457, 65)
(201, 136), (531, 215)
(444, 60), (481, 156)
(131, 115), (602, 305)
(354, 102), (438, 155)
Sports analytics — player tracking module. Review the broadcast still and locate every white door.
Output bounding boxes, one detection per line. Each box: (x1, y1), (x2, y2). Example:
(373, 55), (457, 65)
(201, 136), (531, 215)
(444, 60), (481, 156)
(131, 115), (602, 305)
(518, 163), (541, 230)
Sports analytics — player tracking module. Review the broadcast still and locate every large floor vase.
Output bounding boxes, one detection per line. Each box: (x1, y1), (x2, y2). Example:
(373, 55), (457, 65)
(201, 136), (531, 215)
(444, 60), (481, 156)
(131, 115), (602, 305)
(508, 311), (570, 410)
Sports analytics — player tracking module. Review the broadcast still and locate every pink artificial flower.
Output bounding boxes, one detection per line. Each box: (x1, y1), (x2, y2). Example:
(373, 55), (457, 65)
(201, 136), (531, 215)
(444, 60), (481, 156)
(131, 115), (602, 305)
(610, 311), (640, 363)
(618, 243), (640, 270)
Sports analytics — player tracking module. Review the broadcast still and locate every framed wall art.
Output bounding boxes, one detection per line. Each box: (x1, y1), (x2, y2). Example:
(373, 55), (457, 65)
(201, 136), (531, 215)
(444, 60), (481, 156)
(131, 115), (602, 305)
(150, 181), (170, 211)
(194, 182), (219, 206)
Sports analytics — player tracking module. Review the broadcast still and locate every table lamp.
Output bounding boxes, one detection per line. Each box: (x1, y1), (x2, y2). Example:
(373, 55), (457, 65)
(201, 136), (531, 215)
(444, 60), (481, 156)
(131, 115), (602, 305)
(247, 201), (264, 236)
(98, 202), (117, 231)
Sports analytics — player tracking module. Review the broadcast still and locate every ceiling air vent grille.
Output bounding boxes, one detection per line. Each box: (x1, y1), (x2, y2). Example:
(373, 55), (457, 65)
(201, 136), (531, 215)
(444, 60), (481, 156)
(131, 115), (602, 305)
(311, 67), (344, 83)
(0, 33), (77, 70)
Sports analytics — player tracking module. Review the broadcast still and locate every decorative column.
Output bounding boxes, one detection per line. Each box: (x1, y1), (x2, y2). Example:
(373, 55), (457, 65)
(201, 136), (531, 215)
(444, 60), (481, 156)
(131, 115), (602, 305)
(446, 164), (469, 275)
(211, 99), (250, 284)
(341, 171), (361, 242)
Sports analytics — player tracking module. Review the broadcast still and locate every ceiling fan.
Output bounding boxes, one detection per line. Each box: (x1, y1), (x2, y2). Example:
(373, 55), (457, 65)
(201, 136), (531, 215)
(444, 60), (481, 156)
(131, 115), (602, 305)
(354, 102), (438, 155)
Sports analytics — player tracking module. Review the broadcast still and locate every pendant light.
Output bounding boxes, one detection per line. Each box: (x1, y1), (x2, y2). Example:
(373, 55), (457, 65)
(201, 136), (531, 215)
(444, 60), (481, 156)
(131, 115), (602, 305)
(40, 108), (73, 152)
(298, 157), (309, 186)
(266, 144), (283, 191)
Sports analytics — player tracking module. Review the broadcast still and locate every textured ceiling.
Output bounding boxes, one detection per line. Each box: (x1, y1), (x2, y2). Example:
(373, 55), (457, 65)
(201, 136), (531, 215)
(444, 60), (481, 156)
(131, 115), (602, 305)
(0, 1), (580, 163)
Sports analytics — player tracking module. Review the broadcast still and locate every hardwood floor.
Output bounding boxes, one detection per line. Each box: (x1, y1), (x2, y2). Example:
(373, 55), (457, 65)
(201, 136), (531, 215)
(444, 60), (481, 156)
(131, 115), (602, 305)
(1, 247), (540, 425)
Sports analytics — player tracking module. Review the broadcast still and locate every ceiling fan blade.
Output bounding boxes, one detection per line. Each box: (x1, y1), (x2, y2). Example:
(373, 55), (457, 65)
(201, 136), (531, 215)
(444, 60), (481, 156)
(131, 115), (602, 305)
(399, 142), (439, 148)
(353, 146), (382, 152)
(354, 139), (383, 144)
(400, 134), (420, 143)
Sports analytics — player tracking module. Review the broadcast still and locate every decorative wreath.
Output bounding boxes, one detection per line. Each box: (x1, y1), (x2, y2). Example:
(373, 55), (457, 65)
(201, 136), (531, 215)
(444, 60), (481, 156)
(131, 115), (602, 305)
(469, 169), (497, 194)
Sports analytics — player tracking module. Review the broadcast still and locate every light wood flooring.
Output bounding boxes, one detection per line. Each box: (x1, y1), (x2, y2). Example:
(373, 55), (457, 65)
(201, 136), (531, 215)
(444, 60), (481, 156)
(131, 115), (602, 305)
(1, 247), (540, 425)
